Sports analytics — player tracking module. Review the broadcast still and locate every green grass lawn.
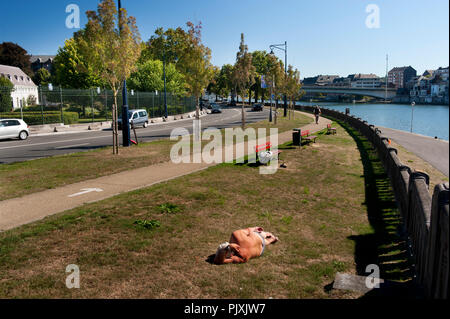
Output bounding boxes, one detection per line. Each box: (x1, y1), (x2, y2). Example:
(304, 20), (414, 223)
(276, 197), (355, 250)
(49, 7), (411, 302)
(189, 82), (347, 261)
(0, 118), (413, 298)
(0, 113), (312, 201)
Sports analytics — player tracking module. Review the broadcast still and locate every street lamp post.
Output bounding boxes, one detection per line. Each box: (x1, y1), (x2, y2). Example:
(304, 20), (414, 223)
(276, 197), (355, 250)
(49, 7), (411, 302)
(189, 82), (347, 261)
(410, 101), (415, 133)
(118, 0), (131, 147)
(163, 43), (168, 119)
(270, 41), (288, 117)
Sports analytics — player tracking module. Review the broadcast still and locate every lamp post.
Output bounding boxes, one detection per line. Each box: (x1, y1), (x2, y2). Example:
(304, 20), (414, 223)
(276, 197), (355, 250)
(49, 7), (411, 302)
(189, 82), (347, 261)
(410, 101), (415, 133)
(269, 41), (288, 117)
(118, 0), (131, 147)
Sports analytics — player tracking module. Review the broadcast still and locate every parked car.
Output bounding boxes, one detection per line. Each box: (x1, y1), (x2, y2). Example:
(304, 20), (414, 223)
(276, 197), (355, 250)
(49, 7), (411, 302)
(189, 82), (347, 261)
(211, 104), (222, 113)
(0, 119), (29, 140)
(117, 109), (149, 129)
(252, 103), (264, 112)
(200, 99), (211, 109)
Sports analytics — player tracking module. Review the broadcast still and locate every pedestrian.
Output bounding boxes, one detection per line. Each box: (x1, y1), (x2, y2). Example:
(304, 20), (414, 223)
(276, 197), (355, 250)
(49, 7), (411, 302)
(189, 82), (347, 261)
(314, 105), (322, 124)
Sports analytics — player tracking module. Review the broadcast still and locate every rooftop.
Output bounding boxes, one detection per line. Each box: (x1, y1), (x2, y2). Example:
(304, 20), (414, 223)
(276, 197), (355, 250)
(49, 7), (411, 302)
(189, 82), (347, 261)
(0, 64), (37, 87)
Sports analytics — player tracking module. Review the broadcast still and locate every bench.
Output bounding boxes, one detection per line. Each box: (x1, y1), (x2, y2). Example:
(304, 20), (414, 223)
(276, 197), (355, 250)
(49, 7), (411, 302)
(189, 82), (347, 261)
(327, 124), (337, 135)
(301, 130), (317, 144)
(255, 141), (281, 164)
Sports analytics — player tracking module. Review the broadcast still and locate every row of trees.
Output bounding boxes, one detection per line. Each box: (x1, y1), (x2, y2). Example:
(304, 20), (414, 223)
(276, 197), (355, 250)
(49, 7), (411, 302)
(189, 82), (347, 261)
(209, 33), (304, 126)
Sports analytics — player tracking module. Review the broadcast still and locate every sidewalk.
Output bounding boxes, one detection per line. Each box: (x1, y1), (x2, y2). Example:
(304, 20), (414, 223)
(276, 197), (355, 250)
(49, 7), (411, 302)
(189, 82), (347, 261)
(29, 110), (207, 137)
(378, 126), (449, 177)
(0, 112), (331, 231)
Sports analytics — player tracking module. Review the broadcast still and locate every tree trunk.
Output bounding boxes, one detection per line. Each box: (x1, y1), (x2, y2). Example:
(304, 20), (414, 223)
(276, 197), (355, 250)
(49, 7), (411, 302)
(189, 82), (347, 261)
(248, 88), (252, 105)
(113, 91), (119, 155)
(255, 85), (259, 104)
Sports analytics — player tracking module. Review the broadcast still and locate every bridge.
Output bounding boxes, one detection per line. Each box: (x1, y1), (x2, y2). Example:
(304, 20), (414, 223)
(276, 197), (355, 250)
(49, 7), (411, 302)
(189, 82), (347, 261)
(302, 86), (397, 99)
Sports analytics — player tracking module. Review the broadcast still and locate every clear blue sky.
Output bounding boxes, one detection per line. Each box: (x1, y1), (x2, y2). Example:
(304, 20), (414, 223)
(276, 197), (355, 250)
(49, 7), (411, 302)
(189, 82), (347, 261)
(0, 0), (448, 78)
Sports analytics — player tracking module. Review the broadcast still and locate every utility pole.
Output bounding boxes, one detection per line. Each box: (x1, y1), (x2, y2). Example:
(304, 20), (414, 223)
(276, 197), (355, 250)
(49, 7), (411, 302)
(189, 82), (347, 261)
(119, 0), (131, 147)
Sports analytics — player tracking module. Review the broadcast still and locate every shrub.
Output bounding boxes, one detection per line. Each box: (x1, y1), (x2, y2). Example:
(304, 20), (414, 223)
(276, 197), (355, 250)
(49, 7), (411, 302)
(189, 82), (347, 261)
(0, 111), (79, 125)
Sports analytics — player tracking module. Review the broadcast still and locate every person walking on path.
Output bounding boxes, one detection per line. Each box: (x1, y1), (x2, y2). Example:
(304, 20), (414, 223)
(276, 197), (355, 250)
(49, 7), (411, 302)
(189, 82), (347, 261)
(314, 105), (322, 124)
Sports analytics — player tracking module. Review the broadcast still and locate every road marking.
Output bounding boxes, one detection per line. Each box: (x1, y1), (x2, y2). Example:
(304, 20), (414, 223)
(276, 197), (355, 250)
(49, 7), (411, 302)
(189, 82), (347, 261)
(68, 188), (104, 198)
(0, 135), (114, 150)
(55, 143), (90, 150)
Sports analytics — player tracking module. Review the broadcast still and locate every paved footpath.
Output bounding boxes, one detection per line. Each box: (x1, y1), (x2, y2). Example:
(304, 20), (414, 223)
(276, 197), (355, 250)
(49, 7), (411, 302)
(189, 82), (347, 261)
(378, 126), (449, 177)
(0, 112), (331, 232)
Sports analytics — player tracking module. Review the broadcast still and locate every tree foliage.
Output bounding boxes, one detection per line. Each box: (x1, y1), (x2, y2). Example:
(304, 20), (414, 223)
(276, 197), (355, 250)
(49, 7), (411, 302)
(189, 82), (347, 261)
(0, 77), (14, 112)
(232, 33), (255, 102)
(128, 59), (185, 95)
(32, 68), (52, 86)
(0, 42), (33, 77)
(75, 0), (141, 106)
(53, 38), (102, 89)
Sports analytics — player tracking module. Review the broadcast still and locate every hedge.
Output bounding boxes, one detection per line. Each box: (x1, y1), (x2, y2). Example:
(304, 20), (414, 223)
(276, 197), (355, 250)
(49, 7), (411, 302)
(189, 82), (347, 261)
(0, 112), (79, 125)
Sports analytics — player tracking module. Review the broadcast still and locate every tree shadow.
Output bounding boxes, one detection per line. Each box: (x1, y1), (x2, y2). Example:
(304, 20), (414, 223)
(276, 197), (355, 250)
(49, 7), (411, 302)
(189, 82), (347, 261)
(335, 119), (417, 298)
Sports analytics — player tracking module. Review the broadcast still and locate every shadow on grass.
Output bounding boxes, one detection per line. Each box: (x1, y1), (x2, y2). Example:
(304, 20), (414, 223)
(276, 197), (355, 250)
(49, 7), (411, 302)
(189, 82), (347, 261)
(334, 119), (418, 298)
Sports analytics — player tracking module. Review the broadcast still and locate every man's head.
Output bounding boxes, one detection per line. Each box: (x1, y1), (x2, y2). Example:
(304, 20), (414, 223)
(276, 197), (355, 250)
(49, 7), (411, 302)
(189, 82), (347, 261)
(261, 231), (279, 245)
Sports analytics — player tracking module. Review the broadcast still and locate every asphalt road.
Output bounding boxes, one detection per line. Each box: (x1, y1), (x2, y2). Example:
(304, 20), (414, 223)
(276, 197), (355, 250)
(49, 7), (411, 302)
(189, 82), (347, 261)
(0, 107), (269, 164)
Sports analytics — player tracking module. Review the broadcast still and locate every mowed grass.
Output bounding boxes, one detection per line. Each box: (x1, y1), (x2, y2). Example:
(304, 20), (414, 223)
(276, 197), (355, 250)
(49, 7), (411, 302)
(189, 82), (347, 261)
(0, 118), (412, 299)
(0, 113), (313, 201)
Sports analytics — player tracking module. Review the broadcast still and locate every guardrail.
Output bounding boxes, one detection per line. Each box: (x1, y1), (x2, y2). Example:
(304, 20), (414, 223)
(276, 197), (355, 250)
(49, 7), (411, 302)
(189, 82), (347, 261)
(299, 104), (449, 299)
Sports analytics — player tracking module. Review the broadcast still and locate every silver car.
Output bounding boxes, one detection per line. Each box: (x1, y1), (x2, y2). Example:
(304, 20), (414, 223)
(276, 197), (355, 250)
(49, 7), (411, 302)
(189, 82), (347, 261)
(117, 109), (149, 129)
(0, 119), (30, 140)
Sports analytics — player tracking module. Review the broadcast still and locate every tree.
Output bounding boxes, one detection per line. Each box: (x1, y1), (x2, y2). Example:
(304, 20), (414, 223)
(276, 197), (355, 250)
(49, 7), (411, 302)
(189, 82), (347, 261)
(145, 22), (214, 124)
(53, 38), (102, 89)
(0, 77), (14, 112)
(75, 0), (141, 154)
(128, 59), (186, 95)
(251, 50), (272, 104)
(232, 33), (255, 128)
(285, 65), (304, 119)
(0, 42), (33, 76)
(33, 68), (52, 86)
(209, 64), (234, 99)
(265, 54), (285, 124)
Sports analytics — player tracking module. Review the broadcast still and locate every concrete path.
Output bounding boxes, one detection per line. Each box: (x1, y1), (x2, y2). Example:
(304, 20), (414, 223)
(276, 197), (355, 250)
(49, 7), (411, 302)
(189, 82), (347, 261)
(378, 126), (449, 177)
(0, 112), (331, 232)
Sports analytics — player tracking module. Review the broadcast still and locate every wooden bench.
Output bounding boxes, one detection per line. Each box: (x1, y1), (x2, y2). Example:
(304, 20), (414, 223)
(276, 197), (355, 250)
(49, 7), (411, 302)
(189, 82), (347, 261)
(255, 141), (281, 164)
(301, 130), (317, 144)
(327, 124), (337, 135)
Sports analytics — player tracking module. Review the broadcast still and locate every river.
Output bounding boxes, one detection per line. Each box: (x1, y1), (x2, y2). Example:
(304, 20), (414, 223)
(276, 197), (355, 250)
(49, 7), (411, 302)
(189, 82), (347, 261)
(299, 102), (449, 141)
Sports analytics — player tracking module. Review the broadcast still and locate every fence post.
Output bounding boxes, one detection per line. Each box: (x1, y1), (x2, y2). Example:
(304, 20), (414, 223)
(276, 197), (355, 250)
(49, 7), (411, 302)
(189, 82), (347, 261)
(91, 89), (94, 123)
(38, 85), (44, 125)
(60, 86), (64, 124)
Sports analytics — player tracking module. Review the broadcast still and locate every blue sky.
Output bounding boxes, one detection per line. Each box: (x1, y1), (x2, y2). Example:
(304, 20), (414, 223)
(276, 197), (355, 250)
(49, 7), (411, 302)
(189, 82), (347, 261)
(0, 0), (448, 78)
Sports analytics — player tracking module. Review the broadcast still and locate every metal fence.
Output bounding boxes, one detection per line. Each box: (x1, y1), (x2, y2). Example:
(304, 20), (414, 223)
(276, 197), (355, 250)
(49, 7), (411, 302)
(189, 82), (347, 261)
(0, 86), (197, 125)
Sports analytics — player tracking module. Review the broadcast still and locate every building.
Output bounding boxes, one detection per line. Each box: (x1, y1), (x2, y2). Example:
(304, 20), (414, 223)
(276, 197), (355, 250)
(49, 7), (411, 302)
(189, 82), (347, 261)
(434, 66), (449, 81)
(30, 55), (55, 73)
(0, 64), (39, 110)
(302, 75), (339, 86)
(388, 66), (417, 88)
(316, 75), (339, 86)
(350, 73), (382, 88)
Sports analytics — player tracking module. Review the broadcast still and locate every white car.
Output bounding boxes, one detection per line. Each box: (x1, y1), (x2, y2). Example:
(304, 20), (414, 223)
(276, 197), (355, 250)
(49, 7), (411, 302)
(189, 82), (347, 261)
(0, 119), (30, 140)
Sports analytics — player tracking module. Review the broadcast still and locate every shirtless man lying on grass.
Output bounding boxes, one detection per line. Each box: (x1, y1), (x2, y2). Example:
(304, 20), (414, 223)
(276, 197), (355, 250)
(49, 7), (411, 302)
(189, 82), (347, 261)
(214, 227), (279, 264)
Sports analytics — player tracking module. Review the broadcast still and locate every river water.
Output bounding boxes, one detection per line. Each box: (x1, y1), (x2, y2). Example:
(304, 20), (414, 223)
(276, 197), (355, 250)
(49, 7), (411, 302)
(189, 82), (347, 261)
(299, 102), (449, 141)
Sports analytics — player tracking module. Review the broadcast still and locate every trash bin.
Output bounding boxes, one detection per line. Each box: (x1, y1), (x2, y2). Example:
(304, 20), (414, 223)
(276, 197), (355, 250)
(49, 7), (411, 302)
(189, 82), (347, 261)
(293, 128), (301, 146)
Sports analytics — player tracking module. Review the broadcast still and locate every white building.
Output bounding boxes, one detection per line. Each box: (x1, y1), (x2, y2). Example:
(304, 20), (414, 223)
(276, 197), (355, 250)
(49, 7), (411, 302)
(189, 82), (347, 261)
(350, 73), (382, 88)
(0, 64), (39, 110)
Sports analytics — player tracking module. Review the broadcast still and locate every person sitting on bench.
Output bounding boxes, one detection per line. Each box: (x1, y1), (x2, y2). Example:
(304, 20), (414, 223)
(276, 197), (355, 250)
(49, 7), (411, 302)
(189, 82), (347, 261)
(213, 227), (279, 264)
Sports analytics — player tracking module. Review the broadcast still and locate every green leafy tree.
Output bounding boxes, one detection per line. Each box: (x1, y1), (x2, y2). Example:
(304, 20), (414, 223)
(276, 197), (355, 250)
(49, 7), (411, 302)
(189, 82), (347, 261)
(209, 64), (234, 99)
(232, 33), (255, 128)
(0, 77), (14, 112)
(265, 54), (286, 124)
(53, 38), (102, 89)
(32, 68), (52, 86)
(0, 42), (33, 76)
(128, 59), (185, 95)
(75, 0), (141, 154)
(145, 22), (214, 121)
(285, 65), (304, 119)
